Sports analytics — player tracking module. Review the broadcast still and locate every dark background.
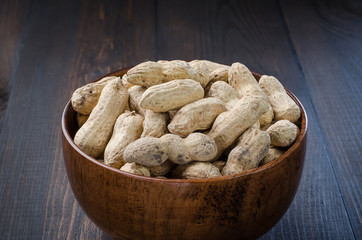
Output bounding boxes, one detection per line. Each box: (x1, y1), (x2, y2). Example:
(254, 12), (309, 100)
(0, 0), (361, 239)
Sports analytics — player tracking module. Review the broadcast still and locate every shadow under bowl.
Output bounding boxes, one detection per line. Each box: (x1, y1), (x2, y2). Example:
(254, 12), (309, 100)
(61, 68), (308, 240)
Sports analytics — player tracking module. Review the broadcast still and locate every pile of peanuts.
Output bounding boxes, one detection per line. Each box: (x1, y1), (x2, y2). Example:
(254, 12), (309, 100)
(71, 60), (301, 179)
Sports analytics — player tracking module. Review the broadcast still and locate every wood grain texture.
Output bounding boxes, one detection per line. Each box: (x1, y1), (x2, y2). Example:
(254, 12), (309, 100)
(0, 0), (154, 239)
(0, 0), (32, 126)
(0, 0), (360, 239)
(279, 0), (362, 238)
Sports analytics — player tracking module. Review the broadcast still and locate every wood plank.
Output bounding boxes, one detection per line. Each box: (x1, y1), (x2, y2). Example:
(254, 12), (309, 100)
(0, 0), (155, 239)
(0, 0), (32, 126)
(156, 0), (354, 239)
(279, 0), (362, 238)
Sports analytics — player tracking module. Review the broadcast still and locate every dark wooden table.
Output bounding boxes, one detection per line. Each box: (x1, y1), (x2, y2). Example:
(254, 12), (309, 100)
(1, 0), (361, 239)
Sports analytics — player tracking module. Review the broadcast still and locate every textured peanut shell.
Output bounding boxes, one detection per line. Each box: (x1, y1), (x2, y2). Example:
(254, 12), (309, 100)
(123, 137), (168, 167)
(124, 61), (164, 87)
(222, 128), (270, 176)
(128, 85), (146, 116)
(259, 106), (274, 126)
(121, 74), (134, 89)
(183, 133), (218, 162)
(159, 60), (199, 84)
(161, 134), (192, 164)
(228, 62), (274, 125)
(208, 95), (269, 158)
(123, 133), (217, 166)
(209, 67), (230, 83)
(212, 161), (226, 171)
(120, 163), (151, 177)
(168, 97), (226, 137)
(71, 76), (118, 115)
(76, 113), (89, 128)
(259, 75), (301, 123)
(104, 111), (143, 168)
(74, 78), (129, 158)
(204, 67), (230, 94)
(148, 160), (175, 176)
(141, 111), (169, 138)
(125, 60), (200, 87)
(140, 79), (204, 112)
(128, 85), (168, 137)
(172, 162), (221, 179)
(189, 60), (210, 87)
(259, 146), (285, 166)
(266, 120), (300, 147)
(189, 60), (229, 72)
(206, 81), (239, 110)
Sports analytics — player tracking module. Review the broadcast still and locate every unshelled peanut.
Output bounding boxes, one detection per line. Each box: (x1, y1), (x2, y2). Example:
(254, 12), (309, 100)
(172, 162), (221, 179)
(104, 111), (143, 168)
(206, 81), (239, 110)
(71, 76), (118, 115)
(168, 97), (226, 137)
(125, 60), (203, 87)
(266, 120), (300, 147)
(259, 146), (285, 166)
(123, 133), (217, 166)
(222, 127), (270, 176)
(128, 85), (169, 137)
(148, 160), (175, 177)
(140, 79), (204, 112)
(259, 75), (301, 123)
(208, 95), (269, 158)
(228, 62), (274, 125)
(74, 78), (129, 158)
(120, 163), (151, 177)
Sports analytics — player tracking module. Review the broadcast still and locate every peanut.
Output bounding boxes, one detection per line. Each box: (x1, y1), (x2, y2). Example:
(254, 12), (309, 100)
(125, 60), (200, 87)
(140, 79), (204, 112)
(222, 128), (270, 176)
(74, 78), (129, 158)
(70, 60), (301, 179)
(168, 97), (226, 137)
(266, 120), (300, 147)
(208, 95), (269, 158)
(123, 133), (218, 166)
(76, 113), (89, 128)
(104, 111), (143, 168)
(212, 161), (226, 171)
(141, 111), (169, 138)
(209, 67), (230, 83)
(71, 76), (118, 115)
(189, 60), (229, 72)
(128, 85), (169, 137)
(259, 75), (301, 123)
(128, 85), (146, 116)
(228, 62), (274, 125)
(148, 160), (175, 176)
(172, 162), (221, 179)
(189, 60), (210, 87)
(121, 74), (134, 89)
(206, 81), (239, 110)
(259, 146), (285, 166)
(120, 163), (151, 177)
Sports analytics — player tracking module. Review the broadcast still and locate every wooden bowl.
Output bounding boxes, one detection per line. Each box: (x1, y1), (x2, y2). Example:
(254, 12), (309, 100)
(61, 68), (308, 240)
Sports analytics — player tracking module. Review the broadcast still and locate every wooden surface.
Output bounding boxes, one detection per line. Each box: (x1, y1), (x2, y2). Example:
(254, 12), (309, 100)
(0, 0), (360, 239)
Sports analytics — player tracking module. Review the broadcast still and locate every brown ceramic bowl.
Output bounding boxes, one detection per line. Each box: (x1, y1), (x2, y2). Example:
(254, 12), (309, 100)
(61, 67), (307, 240)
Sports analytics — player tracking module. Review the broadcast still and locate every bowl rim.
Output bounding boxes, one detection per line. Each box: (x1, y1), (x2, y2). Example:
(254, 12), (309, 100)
(62, 67), (308, 183)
